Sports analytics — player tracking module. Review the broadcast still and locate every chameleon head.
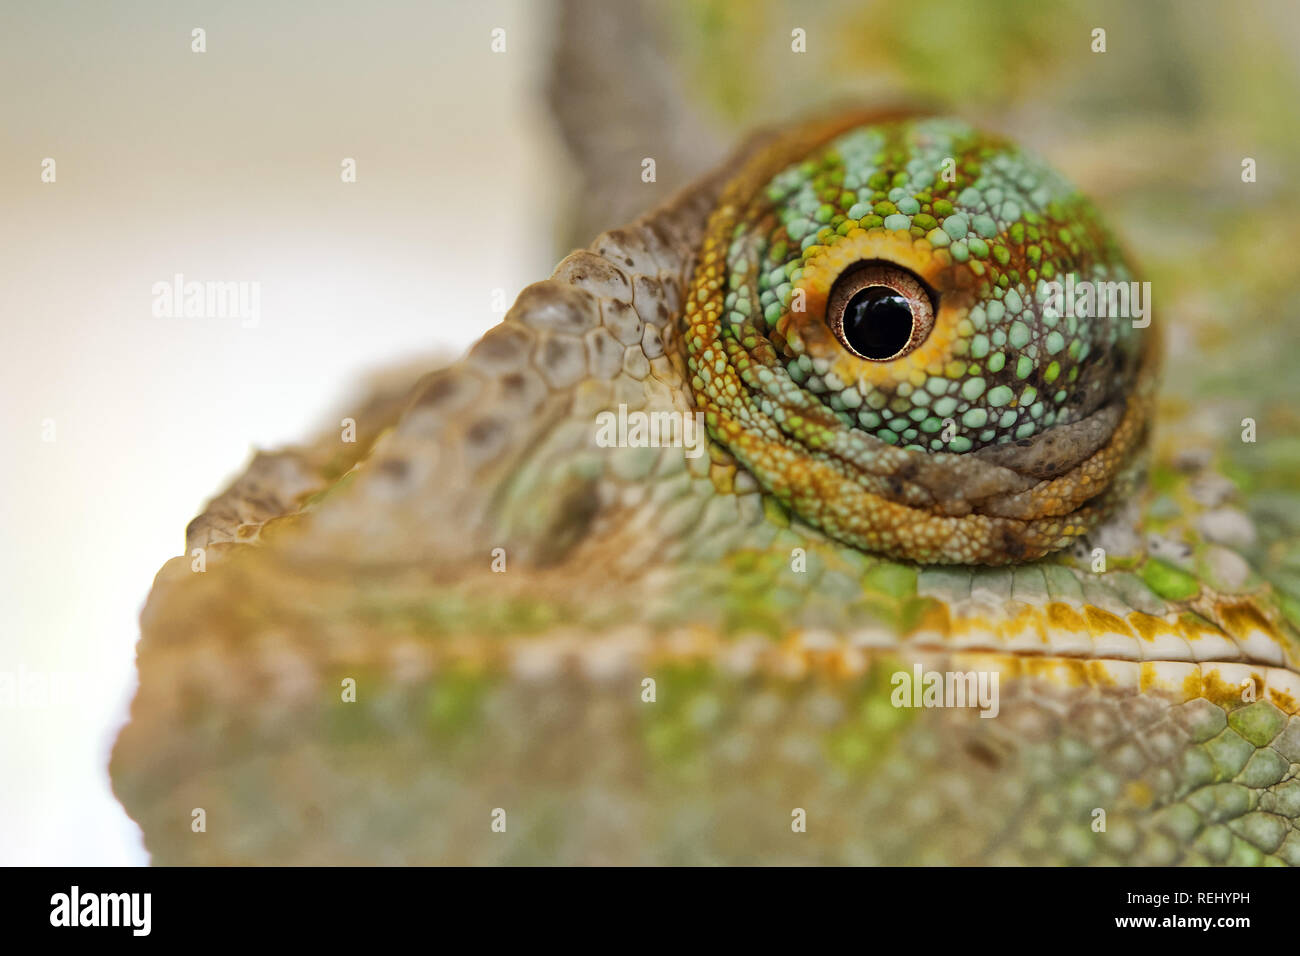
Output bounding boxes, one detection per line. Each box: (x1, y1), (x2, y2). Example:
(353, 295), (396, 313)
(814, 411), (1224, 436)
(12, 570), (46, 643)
(684, 114), (1157, 565)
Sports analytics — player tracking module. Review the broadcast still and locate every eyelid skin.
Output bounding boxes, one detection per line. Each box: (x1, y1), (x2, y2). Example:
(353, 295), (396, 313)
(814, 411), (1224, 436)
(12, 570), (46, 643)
(682, 112), (1156, 564)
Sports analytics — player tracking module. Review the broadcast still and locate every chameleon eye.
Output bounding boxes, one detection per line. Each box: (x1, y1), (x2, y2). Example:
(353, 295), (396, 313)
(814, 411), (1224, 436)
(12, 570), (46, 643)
(826, 262), (935, 362)
(685, 115), (1152, 564)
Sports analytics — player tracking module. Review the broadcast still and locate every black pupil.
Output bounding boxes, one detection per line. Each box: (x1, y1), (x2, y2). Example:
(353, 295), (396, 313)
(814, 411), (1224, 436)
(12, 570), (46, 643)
(843, 287), (914, 359)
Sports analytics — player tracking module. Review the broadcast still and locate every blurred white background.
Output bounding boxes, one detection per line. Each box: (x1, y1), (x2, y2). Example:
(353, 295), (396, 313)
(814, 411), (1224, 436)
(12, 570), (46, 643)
(0, 0), (565, 864)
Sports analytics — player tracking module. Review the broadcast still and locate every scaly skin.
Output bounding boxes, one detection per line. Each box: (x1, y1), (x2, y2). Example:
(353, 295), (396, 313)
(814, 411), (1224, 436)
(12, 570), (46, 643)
(111, 113), (1300, 865)
(684, 114), (1153, 564)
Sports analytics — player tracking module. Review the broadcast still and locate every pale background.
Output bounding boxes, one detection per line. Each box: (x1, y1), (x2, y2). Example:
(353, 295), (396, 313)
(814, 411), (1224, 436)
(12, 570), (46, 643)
(0, 0), (564, 865)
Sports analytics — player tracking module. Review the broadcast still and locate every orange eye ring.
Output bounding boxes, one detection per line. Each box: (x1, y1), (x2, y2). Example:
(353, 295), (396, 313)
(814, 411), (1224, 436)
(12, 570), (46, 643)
(826, 262), (936, 362)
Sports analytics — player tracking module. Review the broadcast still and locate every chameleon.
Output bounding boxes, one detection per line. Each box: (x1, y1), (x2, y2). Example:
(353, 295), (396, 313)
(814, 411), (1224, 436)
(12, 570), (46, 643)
(110, 111), (1300, 865)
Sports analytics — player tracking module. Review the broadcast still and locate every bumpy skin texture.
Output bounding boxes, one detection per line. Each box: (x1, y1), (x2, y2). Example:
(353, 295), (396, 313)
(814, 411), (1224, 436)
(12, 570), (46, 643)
(686, 115), (1153, 564)
(111, 114), (1300, 865)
